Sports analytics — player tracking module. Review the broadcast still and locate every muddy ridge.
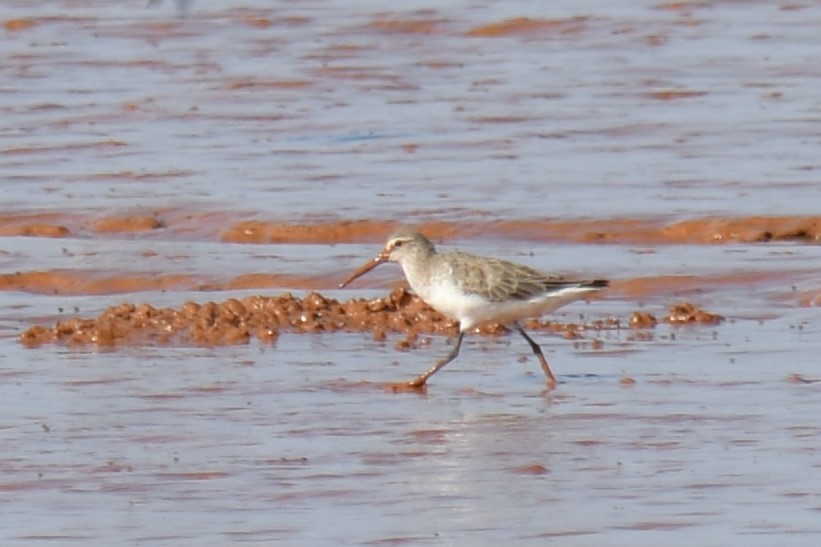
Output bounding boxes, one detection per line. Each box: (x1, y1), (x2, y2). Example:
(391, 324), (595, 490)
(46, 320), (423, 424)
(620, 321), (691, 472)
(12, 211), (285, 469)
(0, 270), (337, 296)
(20, 288), (720, 350)
(0, 268), (803, 301)
(1, 211), (818, 245)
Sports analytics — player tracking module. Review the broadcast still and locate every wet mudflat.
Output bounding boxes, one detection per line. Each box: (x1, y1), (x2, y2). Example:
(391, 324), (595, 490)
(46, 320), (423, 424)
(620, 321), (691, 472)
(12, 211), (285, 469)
(4, 315), (821, 545)
(2, 0), (821, 545)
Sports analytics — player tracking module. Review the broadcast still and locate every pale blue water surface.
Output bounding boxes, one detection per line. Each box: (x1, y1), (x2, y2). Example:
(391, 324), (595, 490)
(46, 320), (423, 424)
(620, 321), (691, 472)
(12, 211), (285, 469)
(1, 1), (821, 545)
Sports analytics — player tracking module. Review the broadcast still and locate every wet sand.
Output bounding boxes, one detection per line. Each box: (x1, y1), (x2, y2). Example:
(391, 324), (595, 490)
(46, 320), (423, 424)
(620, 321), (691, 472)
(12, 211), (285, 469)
(2, 1), (821, 545)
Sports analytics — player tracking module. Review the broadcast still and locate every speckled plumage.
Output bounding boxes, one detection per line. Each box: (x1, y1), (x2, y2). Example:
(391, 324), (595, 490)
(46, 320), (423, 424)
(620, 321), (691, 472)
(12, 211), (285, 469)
(380, 230), (607, 328)
(438, 251), (580, 302)
(339, 229), (608, 389)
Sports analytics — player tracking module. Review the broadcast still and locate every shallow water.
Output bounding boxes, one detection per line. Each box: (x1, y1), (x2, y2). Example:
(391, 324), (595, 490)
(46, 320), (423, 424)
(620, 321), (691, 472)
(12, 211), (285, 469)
(4, 317), (821, 545)
(2, 0), (821, 545)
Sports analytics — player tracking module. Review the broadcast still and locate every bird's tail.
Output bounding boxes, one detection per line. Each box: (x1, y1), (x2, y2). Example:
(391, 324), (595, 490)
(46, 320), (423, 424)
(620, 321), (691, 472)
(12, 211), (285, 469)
(582, 279), (609, 290)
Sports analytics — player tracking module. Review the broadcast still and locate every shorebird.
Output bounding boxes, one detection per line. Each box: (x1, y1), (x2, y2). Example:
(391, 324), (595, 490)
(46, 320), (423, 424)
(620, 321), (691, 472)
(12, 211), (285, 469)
(340, 230), (608, 390)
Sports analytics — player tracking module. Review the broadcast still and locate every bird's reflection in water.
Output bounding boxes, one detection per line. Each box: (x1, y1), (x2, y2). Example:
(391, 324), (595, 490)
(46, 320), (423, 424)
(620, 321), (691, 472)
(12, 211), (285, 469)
(147, 0), (193, 17)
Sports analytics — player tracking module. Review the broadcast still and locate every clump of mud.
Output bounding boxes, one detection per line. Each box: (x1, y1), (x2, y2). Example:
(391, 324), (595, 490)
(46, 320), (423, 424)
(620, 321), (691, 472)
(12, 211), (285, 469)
(19, 288), (615, 349)
(19, 289), (454, 349)
(628, 303), (724, 328)
(664, 302), (724, 325)
(20, 289), (723, 352)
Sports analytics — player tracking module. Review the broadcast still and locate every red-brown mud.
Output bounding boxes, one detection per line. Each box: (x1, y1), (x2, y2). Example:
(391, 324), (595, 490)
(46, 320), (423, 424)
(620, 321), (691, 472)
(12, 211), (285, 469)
(3, 3), (820, 544)
(608, 271), (788, 301)
(219, 216), (821, 245)
(367, 16), (446, 35)
(0, 270), (340, 296)
(795, 289), (821, 307)
(0, 223), (69, 237)
(20, 287), (720, 350)
(2, 210), (812, 340)
(466, 17), (590, 38)
(665, 302), (724, 325)
(1, 211), (802, 347)
(629, 311), (659, 329)
(0, 271), (199, 295)
(0, 212), (71, 237)
(219, 219), (396, 244)
(644, 90), (708, 100)
(0, 267), (794, 303)
(2, 211), (819, 244)
(20, 289), (461, 348)
(91, 215), (164, 233)
(3, 18), (37, 31)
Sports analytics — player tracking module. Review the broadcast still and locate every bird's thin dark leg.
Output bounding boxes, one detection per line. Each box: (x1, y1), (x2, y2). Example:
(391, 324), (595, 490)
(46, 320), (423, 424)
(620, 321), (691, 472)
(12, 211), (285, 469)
(403, 331), (466, 388)
(514, 323), (558, 389)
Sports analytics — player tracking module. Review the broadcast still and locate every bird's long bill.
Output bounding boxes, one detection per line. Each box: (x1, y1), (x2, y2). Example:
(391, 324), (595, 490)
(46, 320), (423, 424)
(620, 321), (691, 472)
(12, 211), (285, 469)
(339, 254), (388, 288)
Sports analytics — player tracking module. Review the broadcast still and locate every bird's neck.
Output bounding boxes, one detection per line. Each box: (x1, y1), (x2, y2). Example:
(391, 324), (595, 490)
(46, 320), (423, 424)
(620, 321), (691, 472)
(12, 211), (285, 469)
(400, 250), (436, 292)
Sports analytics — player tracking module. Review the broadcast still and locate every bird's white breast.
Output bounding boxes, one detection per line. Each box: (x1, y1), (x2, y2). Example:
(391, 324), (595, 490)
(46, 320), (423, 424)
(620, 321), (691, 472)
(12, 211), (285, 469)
(414, 274), (598, 331)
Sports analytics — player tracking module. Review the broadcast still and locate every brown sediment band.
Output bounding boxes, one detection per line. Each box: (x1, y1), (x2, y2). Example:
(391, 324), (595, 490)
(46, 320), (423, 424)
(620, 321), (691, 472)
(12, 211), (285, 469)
(0, 270), (341, 296)
(0, 271), (199, 295)
(0, 268), (801, 299)
(0, 209), (231, 241)
(644, 90), (708, 100)
(226, 79), (312, 90)
(5, 140), (127, 155)
(466, 17), (589, 38)
(1, 211), (819, 245)
(0, 223), (70, 237)
(219, 219), (396, 244)
(0, 212), (71, 238)
(219, 216), (821, 245)
(491, 216), (821, 244)
(648, 216), (821, 244)
(20, 287), (721, 350)
(201, 273), (340, 292)
(91, 215), (163, 233)
(239, 15), (272, 29)
(367, 17), (445, 35)
(3, 19), (37, 31)
(80, 170), (195, 182)
(607, 271), (786, 300)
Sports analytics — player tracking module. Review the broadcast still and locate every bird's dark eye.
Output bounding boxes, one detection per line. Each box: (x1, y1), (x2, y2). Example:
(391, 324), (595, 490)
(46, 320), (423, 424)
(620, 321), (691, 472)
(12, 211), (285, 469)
(393, 240), (404, 249)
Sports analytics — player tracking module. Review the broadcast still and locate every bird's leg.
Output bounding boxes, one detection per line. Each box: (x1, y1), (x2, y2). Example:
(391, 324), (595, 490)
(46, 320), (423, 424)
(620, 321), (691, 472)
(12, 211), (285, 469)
(386, 331), (465, 392)
(514, 323), (558, 389)
(409, 331), (464, 385)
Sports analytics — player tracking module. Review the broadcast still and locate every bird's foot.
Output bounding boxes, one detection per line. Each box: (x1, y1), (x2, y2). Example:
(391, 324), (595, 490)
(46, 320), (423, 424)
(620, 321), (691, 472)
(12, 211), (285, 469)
(383, 378), (428, 393)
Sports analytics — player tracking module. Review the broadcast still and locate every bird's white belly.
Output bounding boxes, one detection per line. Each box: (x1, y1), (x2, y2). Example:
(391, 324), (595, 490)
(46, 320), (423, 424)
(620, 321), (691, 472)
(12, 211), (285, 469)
(420, 282), (596, 330)
(424, 283), (491, 326)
